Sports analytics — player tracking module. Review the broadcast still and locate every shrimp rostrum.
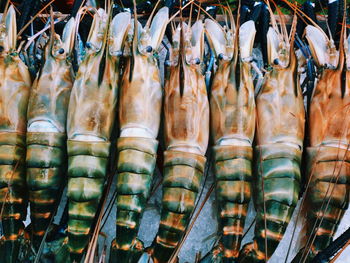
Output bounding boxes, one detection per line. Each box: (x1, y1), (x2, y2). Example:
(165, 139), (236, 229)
(204, 14), (256, 262)
(293, 5), (350, 262)
(239, 12), (305, 263)
(150, 20), (209, 263)
(0, 5), (31, 263)
(111, 6), (168, 263)
(25, 16), (76, 250)
(55, 9), (130, 262)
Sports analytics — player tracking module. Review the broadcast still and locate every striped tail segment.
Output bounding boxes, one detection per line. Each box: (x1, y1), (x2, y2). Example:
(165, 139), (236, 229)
(293, 146), (350, 262)
(239, 143), (302, 263)
(110, 137), (158, 263)
(26, 132), (67, 249)
(0, 133), (27, 263)
(152, 150), (206, 263)
(66, 140), (110, 262)
(213, 145), (253, 262)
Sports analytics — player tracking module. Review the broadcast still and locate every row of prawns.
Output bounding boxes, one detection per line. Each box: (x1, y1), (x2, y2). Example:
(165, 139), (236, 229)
(203, 1), (350, 262)
(203, 5), (305, 262)
(0, 2), (172, 262)
(0, 3), (129, 262)
(0, 0), (348, 263)
(106, 0), (350, 262)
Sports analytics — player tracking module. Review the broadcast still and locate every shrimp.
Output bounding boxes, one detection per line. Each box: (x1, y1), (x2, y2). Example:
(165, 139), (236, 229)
(0, 5), (31, 263)
(150, 20), (209, 263)
(25, 16), (76, 251)
(238, 11), (305, 263)
(204, 13), (256, 261)
(55, 9), (130, 262)
(293, 4), (350, 261)
(110, 6), (168, 263)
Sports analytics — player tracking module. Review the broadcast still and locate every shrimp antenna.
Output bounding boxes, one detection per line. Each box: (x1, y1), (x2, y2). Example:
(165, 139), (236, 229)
(145, 0), (162, 29)
(191, 1), (221, 29)
(171, 20), (175, 35)
(23, 16), (65, 51)
(132, 0), (138, 57)
(278, 0), (328, 40)
(1, 0), (10, 23)
(220, 0), (228, 26)
(226, 0), (237, 34)
(188, 1), (194, 28)
(262, 0), (281, 39)
(334, 0), (346, 72)
(271, 0), (288, 44)
(196, 1), (201, 22)
(179, 0), (185, 97)
(106, 0), (114, 33)
(100, 0), (111, 52)
(48, 6), (55, 51)
(73, 6), (98, 49)
(214, 1), (231, 33)
(316, 0), (334, 41)
(71, 0), (86, 18)
(168, 0), (195, 24)
(232, 0), (240, 67)
(289, 11), (298, 44)
(340, 0), (347, 48)
(17, 0), (57, 37)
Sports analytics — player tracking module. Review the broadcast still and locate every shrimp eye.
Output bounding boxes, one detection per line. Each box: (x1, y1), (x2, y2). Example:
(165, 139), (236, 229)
(0, 46), (4, 52)
(58, 48), (65, 54)
(146, 46), (153, 53)
(195, 58), (200, 65)
(273, 58), (279, 65)
(86, 42), (92, 49)
(218, 53), (224, 60)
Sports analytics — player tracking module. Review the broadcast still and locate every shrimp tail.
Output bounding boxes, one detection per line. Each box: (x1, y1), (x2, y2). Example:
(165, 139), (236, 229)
(202, 145), (253, 263)
(239, 144), (302, 262)
(55, 140), (111, 263)
(110, 137), (158, 263)
(26, 132), (67, 248)
(0, 134), (27, 263)
(152, 150), (206, 263)
(293, 146), (350, 262)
